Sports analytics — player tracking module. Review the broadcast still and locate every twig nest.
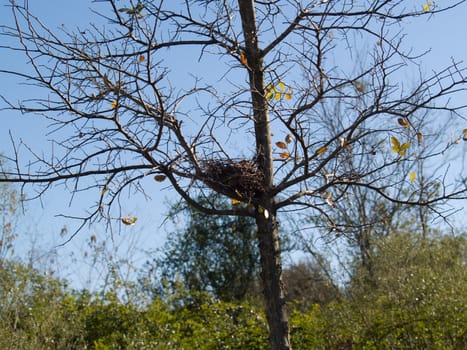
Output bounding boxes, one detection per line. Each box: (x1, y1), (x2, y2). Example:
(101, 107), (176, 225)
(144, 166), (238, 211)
(201, 159), (264, 201)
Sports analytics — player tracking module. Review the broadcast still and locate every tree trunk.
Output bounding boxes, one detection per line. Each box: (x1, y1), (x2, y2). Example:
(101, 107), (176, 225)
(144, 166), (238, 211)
(256, 209), (291, 350)
(237, 1), (291, 348)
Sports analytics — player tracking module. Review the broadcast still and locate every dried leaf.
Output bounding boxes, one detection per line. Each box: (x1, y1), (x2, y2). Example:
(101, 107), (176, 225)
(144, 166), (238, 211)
(240, 51), (247, 66)
(353, 81), (365, 92)
(417, 132), (423, 143)
(398, 118), (410, 128)
(284, 93), (292, 101)
(122, 216), (137, 226)
(285, 134), (293, 144)
(325, 192), (334, 207)
(154, 174), (167, 182)
(139, 55), (145, 63)
(279, 152), (291, 159)
(315, 146), (328, 155)
(276, 141), (287, 149)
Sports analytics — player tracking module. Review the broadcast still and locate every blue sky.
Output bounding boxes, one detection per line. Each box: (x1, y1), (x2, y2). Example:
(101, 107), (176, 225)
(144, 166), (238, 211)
(1, 1), (466, 290)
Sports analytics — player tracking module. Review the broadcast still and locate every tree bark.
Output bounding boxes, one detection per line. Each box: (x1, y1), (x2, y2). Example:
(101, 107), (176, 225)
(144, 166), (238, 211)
(237, 1), (291, 349)
(256, 209), (291, 350)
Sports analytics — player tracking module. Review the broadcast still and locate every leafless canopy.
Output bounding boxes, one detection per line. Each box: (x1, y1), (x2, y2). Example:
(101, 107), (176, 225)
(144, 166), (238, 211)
(1, 0), (465, 230)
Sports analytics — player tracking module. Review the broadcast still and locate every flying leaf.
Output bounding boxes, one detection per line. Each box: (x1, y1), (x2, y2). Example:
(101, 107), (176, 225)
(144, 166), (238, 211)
(154, 174), (166, 182)
(122, 216), (137, 226)
(285, 134), (293, 144)
(398, 118), (410, 128)
(315, 146), (328, 155)
(279, 152), (291, 159)
(240, 51), (248, 66)
(276, 141), (287, 149)
(409, 171), (416, 183)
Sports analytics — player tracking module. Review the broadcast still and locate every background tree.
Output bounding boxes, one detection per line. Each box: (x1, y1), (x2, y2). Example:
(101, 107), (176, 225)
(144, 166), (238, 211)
(142, 195), (260, 302)
(1, 1), (467, 348)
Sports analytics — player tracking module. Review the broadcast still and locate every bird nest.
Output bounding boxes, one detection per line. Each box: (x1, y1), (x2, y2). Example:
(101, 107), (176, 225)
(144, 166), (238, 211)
(201, 159), (264, 201)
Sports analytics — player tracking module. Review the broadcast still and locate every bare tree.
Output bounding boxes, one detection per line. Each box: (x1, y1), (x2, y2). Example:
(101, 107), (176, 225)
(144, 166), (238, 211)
(1, 1), (467, 348)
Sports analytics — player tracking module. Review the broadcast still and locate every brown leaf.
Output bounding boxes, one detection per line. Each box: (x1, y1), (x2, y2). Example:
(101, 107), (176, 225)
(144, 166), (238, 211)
(315, 146), (328, 155)
(240, 51), (247, 66)
(276, 141), (287, 149)
(398, 118), (410, 128)
(154, 175), (167, 182)
(279, 152), (291, 159)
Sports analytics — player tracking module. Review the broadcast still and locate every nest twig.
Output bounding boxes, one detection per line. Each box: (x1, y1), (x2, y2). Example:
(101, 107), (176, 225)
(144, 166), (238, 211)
(201, 159), (264, 201)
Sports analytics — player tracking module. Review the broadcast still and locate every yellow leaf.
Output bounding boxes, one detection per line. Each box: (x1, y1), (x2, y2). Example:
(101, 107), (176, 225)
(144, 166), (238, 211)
(285, 134), (293, 144)
(277, 81), (286, 92)
(240, 51), (247, 66)
(266, 91), (273, 100)
(397, 118), (410, 128)
(423, 1), (431, 11)
(231, 198), (242, 205)
(315, 146), (328, 155)
(463, 128), (467, 141)
(390, 136), (401, 153)
(139, 55), (145, 63)
(276, 141), (287, 149)
(391, 136), (410, 156)
(111, 100), (118, 109)
(399, 142), (411, 155)
(279, 152), (291, 159)
(274, 92), (281, 100)
(284, 93), (292, 101)
(154, 174), (167, 182)
(409, 171), (416, 183)
(122, 216), (137, 226)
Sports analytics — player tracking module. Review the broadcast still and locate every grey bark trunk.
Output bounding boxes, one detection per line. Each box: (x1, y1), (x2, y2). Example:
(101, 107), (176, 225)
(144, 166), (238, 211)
(237, 1), (291, 349)
(256, 209), (291, 350)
